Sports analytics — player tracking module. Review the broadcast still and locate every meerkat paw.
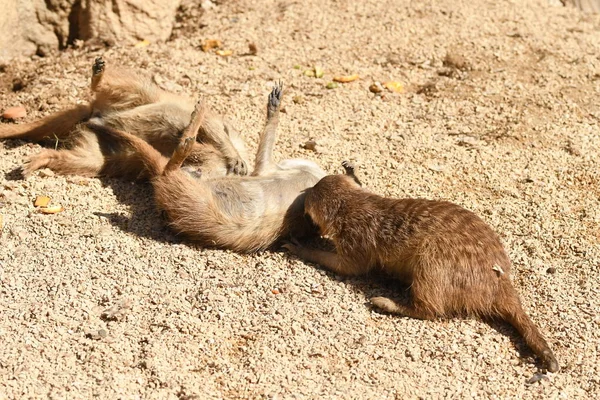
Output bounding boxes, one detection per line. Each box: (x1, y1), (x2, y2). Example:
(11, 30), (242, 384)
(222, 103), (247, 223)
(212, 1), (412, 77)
(341, 160), (362, 186)
(268, 81), (283, 113)
(22, 151), (51, 178)
(370, 297), (402, 314)
(341, 160), (356, 174)
(92, 57), (105, 75)
(227, 156), (248, 176)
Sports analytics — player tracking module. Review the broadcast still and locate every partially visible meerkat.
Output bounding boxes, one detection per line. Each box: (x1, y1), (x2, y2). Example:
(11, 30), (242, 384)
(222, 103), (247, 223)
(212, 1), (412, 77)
(0, 57), (247, 180)
(86, 83), (326, 252)
(284, 162), (559, 372)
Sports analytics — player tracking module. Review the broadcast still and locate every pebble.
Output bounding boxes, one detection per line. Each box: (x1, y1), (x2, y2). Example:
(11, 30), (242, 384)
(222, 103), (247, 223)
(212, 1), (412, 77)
(369, 83), (383, 93)
(2, 106), (27, 120)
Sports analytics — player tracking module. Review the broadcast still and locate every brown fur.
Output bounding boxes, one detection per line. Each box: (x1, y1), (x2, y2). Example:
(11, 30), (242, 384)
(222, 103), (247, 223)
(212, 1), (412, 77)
(284, 164), (559, 372)
(0, 57), (248, 180)
(87, 83), (326, 252)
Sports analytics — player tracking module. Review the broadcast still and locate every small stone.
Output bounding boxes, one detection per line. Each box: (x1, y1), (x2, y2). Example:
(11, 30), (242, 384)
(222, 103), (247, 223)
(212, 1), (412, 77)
(2, 106), (27, 120)
(301, 140), (318, 151)
(546, 267), (556, 274)
(98, 329), (108, 338)
(369, 83), (383, 93)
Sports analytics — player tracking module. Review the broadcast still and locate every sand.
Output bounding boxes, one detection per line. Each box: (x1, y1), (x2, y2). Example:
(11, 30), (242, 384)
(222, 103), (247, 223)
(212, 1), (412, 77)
(1, 0), (599, 398)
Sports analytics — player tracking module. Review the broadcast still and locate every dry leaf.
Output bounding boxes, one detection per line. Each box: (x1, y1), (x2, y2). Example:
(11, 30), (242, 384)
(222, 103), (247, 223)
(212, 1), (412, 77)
(2, 106), (27, 120)
(34, 196), (51, 207)
(40, 205), (64, 214)
(383, 81), (404, 93)
(216, 49), (233, 57)
(201, 39), (222, 52)
(333, 74), (359, 83)
(248, 42), (258, 55)
(134, 39), (150, 48)
(314, 66), (324, 78)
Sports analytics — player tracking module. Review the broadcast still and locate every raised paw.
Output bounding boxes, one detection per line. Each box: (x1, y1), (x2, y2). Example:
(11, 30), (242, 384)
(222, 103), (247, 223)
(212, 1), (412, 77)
(227, 157), (248, 176)
(341, 160), (356, 175)
(268, 81), (284, 111)
(92, 57), (105, 75)
(180, 136), (196, 153)
(342, 160), (362, 186)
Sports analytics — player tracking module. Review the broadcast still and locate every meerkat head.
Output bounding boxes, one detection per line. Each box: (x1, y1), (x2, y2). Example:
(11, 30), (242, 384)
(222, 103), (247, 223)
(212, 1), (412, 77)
(304, 167), (361, 234)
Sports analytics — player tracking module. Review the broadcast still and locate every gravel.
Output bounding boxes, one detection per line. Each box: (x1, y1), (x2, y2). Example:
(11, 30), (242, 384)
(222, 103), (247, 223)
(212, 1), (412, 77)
(1, 0), (599, 398)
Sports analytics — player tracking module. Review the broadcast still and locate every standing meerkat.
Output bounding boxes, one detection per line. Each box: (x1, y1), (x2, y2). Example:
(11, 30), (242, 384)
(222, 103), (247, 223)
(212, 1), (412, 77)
(0, 57), (248, 180)
(284, 162), (559, 373)
(86, 83), (326, 252)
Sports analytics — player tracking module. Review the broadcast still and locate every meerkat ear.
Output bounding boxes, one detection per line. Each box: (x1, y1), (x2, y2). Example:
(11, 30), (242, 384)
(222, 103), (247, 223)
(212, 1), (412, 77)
(341, 160), (362, 187)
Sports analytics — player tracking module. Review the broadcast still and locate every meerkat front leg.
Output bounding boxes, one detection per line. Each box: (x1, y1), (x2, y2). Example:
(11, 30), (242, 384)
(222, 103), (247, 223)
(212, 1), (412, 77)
(252, 82), (283, 176)
(283, 243), (365, 276)
(341, 160), (362, 186)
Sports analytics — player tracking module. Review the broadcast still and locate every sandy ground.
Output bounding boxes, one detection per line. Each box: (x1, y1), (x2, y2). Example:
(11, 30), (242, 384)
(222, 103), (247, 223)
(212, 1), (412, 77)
(1, 0), (599, 398)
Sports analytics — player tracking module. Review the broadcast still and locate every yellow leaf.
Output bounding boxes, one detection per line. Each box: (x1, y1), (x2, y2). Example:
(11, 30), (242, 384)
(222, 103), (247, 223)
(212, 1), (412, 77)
(40, 205), (64, 214)
(314, 66), (324, 78)
(333, 74), (360, 83)
(34, 196), (51, 207)
(134, 39), (150, 48)
(383, 81), (404, 93)
(201, 39), (222, 52)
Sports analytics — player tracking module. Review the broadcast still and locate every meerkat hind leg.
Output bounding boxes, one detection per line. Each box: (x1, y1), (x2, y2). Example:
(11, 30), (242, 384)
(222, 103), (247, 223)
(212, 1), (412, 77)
(164, 100), (207, 173)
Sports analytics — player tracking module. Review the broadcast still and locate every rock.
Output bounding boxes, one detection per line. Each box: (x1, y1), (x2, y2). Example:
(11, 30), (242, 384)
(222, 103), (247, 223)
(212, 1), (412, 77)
(2, 106), (27, 120)
(369, 83), (383, 93)
(563, 0), (600, 13)
(0, 0), (182, 61)
(79, 0), (182, 45)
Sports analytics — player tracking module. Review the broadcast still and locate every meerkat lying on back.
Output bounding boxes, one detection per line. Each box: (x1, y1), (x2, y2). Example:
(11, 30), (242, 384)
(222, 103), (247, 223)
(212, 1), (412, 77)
(284, 162), (559, 372)
(0, 57), (247, 180)
(87, 83), (326, 252)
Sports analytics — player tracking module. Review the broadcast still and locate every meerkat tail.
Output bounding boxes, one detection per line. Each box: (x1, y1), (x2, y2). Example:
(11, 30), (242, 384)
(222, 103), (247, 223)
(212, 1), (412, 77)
(495, 284), (559, 372)
(499, 305), (559, 372)
(0, 104), (91, 141)
(86, 122), (166, 177)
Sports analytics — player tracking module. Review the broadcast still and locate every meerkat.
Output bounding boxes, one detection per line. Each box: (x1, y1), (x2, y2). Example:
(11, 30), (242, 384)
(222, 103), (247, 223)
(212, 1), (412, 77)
(283, 162), (559, 373)
(86, 83), (326, 252)
(0, 57), (248, 180)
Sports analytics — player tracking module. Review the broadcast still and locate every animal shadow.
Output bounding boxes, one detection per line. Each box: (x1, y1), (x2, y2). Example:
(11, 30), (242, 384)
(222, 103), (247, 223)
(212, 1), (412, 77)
(94, 177), (179, 245)
(283, 239), (543, 371)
